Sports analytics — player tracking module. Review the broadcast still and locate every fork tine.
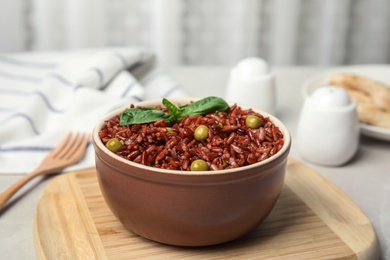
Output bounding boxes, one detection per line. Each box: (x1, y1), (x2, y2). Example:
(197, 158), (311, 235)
(54, 133), (84, 159)
(73, 134), (90, 161)
(0, 132), (90, 209)
(62, 133), (90, 162)
(50, 132), (73, 158)
(51, 132), (79, 159)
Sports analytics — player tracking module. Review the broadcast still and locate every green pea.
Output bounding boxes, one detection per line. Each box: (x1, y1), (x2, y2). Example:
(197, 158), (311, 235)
(245, 115), (263, 129)
(166, 127), (173, 133)
(223, 160), (228, 168)
(190, 159), (209, 171)
(194, 125), (209, 141)
(106, 138), (123, 153)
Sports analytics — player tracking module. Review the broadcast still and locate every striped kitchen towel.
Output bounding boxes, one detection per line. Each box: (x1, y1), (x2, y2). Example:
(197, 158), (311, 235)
(0, 47), (189, 174)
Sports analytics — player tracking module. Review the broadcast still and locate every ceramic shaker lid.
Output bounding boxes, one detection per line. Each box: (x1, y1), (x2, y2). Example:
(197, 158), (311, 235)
(310, 87), (352, 108)
(225, 57), (276, 115)
(231, 57), (269, 79)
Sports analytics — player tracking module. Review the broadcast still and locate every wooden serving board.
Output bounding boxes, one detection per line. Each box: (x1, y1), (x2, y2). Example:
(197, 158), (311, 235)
(33, 158), (380, 260)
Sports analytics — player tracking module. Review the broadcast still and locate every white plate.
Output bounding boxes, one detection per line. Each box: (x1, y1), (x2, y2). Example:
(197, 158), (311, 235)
(302, 65), (390, 141)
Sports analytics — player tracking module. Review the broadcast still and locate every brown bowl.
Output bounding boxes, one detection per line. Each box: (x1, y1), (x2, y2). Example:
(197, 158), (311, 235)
(92, 98), (291, 247)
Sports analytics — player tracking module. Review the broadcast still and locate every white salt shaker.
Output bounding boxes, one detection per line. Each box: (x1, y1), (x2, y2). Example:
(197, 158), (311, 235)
(297, 87), (360, 166)
(225, 57), (276, 115)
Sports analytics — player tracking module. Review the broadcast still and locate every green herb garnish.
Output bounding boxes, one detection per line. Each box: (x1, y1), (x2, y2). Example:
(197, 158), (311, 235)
(120, 107), (169, 125)
(120, 96), (229, 126)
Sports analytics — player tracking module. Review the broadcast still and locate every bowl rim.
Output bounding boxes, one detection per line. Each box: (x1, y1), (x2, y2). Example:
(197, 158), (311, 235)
(92, 97), (291, 176)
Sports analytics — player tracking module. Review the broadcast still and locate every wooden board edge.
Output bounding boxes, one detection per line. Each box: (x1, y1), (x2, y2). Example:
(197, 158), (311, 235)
(33, 172), (108, 260)
(285, 158), (380, 260)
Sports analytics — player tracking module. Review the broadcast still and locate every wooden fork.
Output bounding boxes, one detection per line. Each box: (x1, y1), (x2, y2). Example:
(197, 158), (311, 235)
(0, 132), (90, 209)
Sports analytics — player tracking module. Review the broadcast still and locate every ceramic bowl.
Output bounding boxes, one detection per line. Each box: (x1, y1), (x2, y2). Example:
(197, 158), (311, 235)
(92, 98), (291, 247)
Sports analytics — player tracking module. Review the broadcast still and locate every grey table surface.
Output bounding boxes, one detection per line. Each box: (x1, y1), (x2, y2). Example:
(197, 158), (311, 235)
(1, 66), (389, 259)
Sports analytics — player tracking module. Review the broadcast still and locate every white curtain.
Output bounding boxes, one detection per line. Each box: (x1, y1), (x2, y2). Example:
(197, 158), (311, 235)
(1, 0), (390, 66)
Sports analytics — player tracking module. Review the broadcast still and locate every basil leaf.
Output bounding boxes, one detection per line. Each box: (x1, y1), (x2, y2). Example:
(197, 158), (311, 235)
(162, 98), (179, 125)
(120, 108), (168, 125)
(178, 96), (230, 120)
(119, 96), (230, 126)
(162, 98), (178, 113)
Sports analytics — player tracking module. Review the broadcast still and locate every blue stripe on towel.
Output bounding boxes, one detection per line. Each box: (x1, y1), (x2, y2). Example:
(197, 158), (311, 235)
(0, 55), (58, 69)
(0, 70), (41, 83)
(0, 89), (66, 113)
(0, 141), (93, 153)
(41, 73), (88, 91)
(0, 146), (53, 152)
(121, 82), (137, 98)
(129, 95), (143, 102)
(0, 113), (40, 135)
(92, 67), (104, 87)
(74, 84), (87, 91)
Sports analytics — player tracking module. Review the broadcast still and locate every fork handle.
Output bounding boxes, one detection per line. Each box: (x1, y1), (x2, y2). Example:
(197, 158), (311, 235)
(0, 170), (41, 209)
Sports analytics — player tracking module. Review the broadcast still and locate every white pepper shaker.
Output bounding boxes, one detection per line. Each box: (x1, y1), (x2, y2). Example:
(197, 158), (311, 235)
(297, 87), (360, 166)
(225, 57), (276, 115)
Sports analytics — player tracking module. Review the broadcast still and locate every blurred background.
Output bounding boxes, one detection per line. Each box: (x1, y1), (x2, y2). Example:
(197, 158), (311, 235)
(1, 0), (389, 67)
